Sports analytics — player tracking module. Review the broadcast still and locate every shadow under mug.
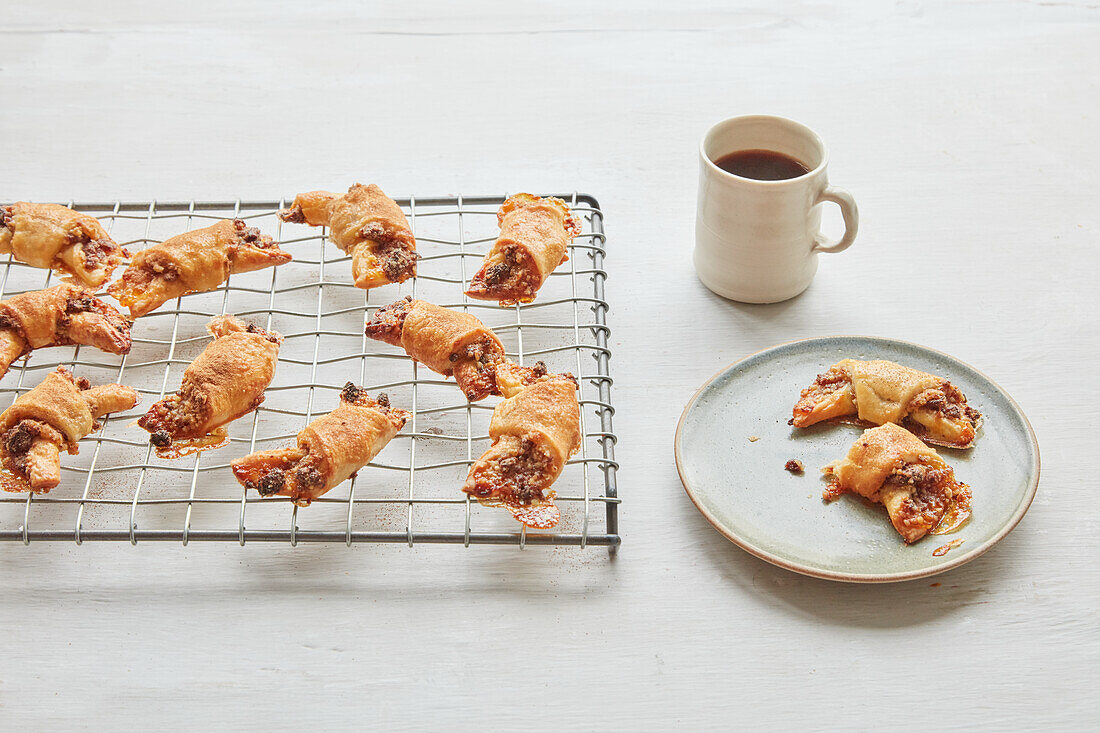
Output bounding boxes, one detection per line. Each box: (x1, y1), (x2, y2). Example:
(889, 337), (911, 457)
(695, 115), (858, 303)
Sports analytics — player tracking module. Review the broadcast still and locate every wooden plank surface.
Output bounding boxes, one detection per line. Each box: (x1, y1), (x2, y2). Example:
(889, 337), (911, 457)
(1, 1), (1097, 729)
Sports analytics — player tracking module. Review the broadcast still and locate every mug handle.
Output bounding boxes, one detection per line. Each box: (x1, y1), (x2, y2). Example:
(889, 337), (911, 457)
(812, 186), (859, 254)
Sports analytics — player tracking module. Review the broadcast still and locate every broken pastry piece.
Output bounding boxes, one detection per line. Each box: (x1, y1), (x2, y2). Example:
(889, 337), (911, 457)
(462, 366), (581, 529)
(138, 316), (281, 454)
(0, 284), (132, 379)
(0, 366), (138, 492)
(231, 383), (410, 505)
(278, 183), (416, 289)
(108, 219), (291, 318)
(465, 193), (581, 305)
(0, 202), (127, 287)
(366, 296), (508, 401)
(823, 423), (972, 544)
(792, 359), (982, 449)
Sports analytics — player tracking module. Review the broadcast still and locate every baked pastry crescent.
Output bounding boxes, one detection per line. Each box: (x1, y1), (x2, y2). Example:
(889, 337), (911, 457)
(108, 219), (291, 318)
(792, 359), (982, 449)
(230, 383), (410, 505)
(278, 184), (416, 289)
(823, 423), (972, 543)
(465, 193), (580, 305)
(0, 284), (132, 379)
(365, 297), (507, 401)
(0, 366), (138, 492)
(138, 316), (281, 452)
(0, 202), (127, 287)
(462, 365), (581, 529)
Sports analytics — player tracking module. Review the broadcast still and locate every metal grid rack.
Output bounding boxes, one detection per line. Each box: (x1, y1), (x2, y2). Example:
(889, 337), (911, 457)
(0, 193), (619, 552)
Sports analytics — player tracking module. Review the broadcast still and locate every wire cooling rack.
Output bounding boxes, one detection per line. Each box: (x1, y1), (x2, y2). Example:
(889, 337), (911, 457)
(0, 194), (619, 552)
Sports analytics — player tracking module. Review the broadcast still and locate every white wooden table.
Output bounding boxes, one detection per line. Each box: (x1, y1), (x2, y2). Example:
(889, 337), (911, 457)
(3, 2), (1097, 729)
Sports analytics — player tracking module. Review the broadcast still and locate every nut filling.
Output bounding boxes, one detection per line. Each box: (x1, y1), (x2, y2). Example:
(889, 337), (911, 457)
(379, 243), (417, 282)
(67, 226), (121, 270)
(359, 221), (417, 283)
(453, 337), (507, 400)
(279, 205), (307, 224)
(255, 468), (286, 496)
(138, 387), (209, 440)
(1, 422), (40, 477)
(906, 383), (982, 423)
(65, 291), (96, 316)
(4, 422), (36, 457)
(232, 218), (274, 248)
(886, 461), (957, 537)
(364, 296), (412, 345)
(467, 436), (554, 506)
(477, 244), (536, 301)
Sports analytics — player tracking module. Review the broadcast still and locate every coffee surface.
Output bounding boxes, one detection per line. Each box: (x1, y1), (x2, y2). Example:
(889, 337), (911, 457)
(713, 149), (810, 180)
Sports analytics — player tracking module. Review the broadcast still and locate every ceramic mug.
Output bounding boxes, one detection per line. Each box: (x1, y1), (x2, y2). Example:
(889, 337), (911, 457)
(694, 115), (858, 303)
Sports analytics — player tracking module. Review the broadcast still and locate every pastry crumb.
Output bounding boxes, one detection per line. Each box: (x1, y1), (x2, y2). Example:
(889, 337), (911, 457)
(748, 435), (760, 442)
(784, 459), (804, 473)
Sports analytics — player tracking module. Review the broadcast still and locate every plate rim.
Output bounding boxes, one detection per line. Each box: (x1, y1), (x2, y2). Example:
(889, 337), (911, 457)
(674, 335), (1041, 584)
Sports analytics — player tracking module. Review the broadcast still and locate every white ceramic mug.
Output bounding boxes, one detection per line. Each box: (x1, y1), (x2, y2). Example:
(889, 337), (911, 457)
(695, 115), (858, 303)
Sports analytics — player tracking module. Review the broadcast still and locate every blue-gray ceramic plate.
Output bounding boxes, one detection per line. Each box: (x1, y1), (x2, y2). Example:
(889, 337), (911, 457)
(675, 336), (1040, 583)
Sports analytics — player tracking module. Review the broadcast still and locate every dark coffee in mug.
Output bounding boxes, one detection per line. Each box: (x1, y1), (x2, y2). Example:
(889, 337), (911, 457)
(696, 115), (858, 302)
(712, 149), (810, 181)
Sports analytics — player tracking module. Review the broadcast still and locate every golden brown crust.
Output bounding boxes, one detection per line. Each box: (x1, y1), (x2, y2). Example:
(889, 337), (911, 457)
(108, 219), (291, 318)
(231, 384), (409, 504)
(278, 191), (340, 227)
(279, 184), (416, 289)
(0, 202), (126, 287)
(0, 284), (132, 379)
(0, 366), (138, 492)
(823, 423), (972, 543)
(462, 372), (581, 528)
(465, 193), (580, 305)
(489, 375), (581, 460)
(365, 297), (507, 401)
(792, 359), (982, 449)
(138, 316), (281, 445)
(80, 383), (140, 418)
(400, 299), (500, 375)
(488, 360), (550, 399)
(0, 368), (94, 448)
